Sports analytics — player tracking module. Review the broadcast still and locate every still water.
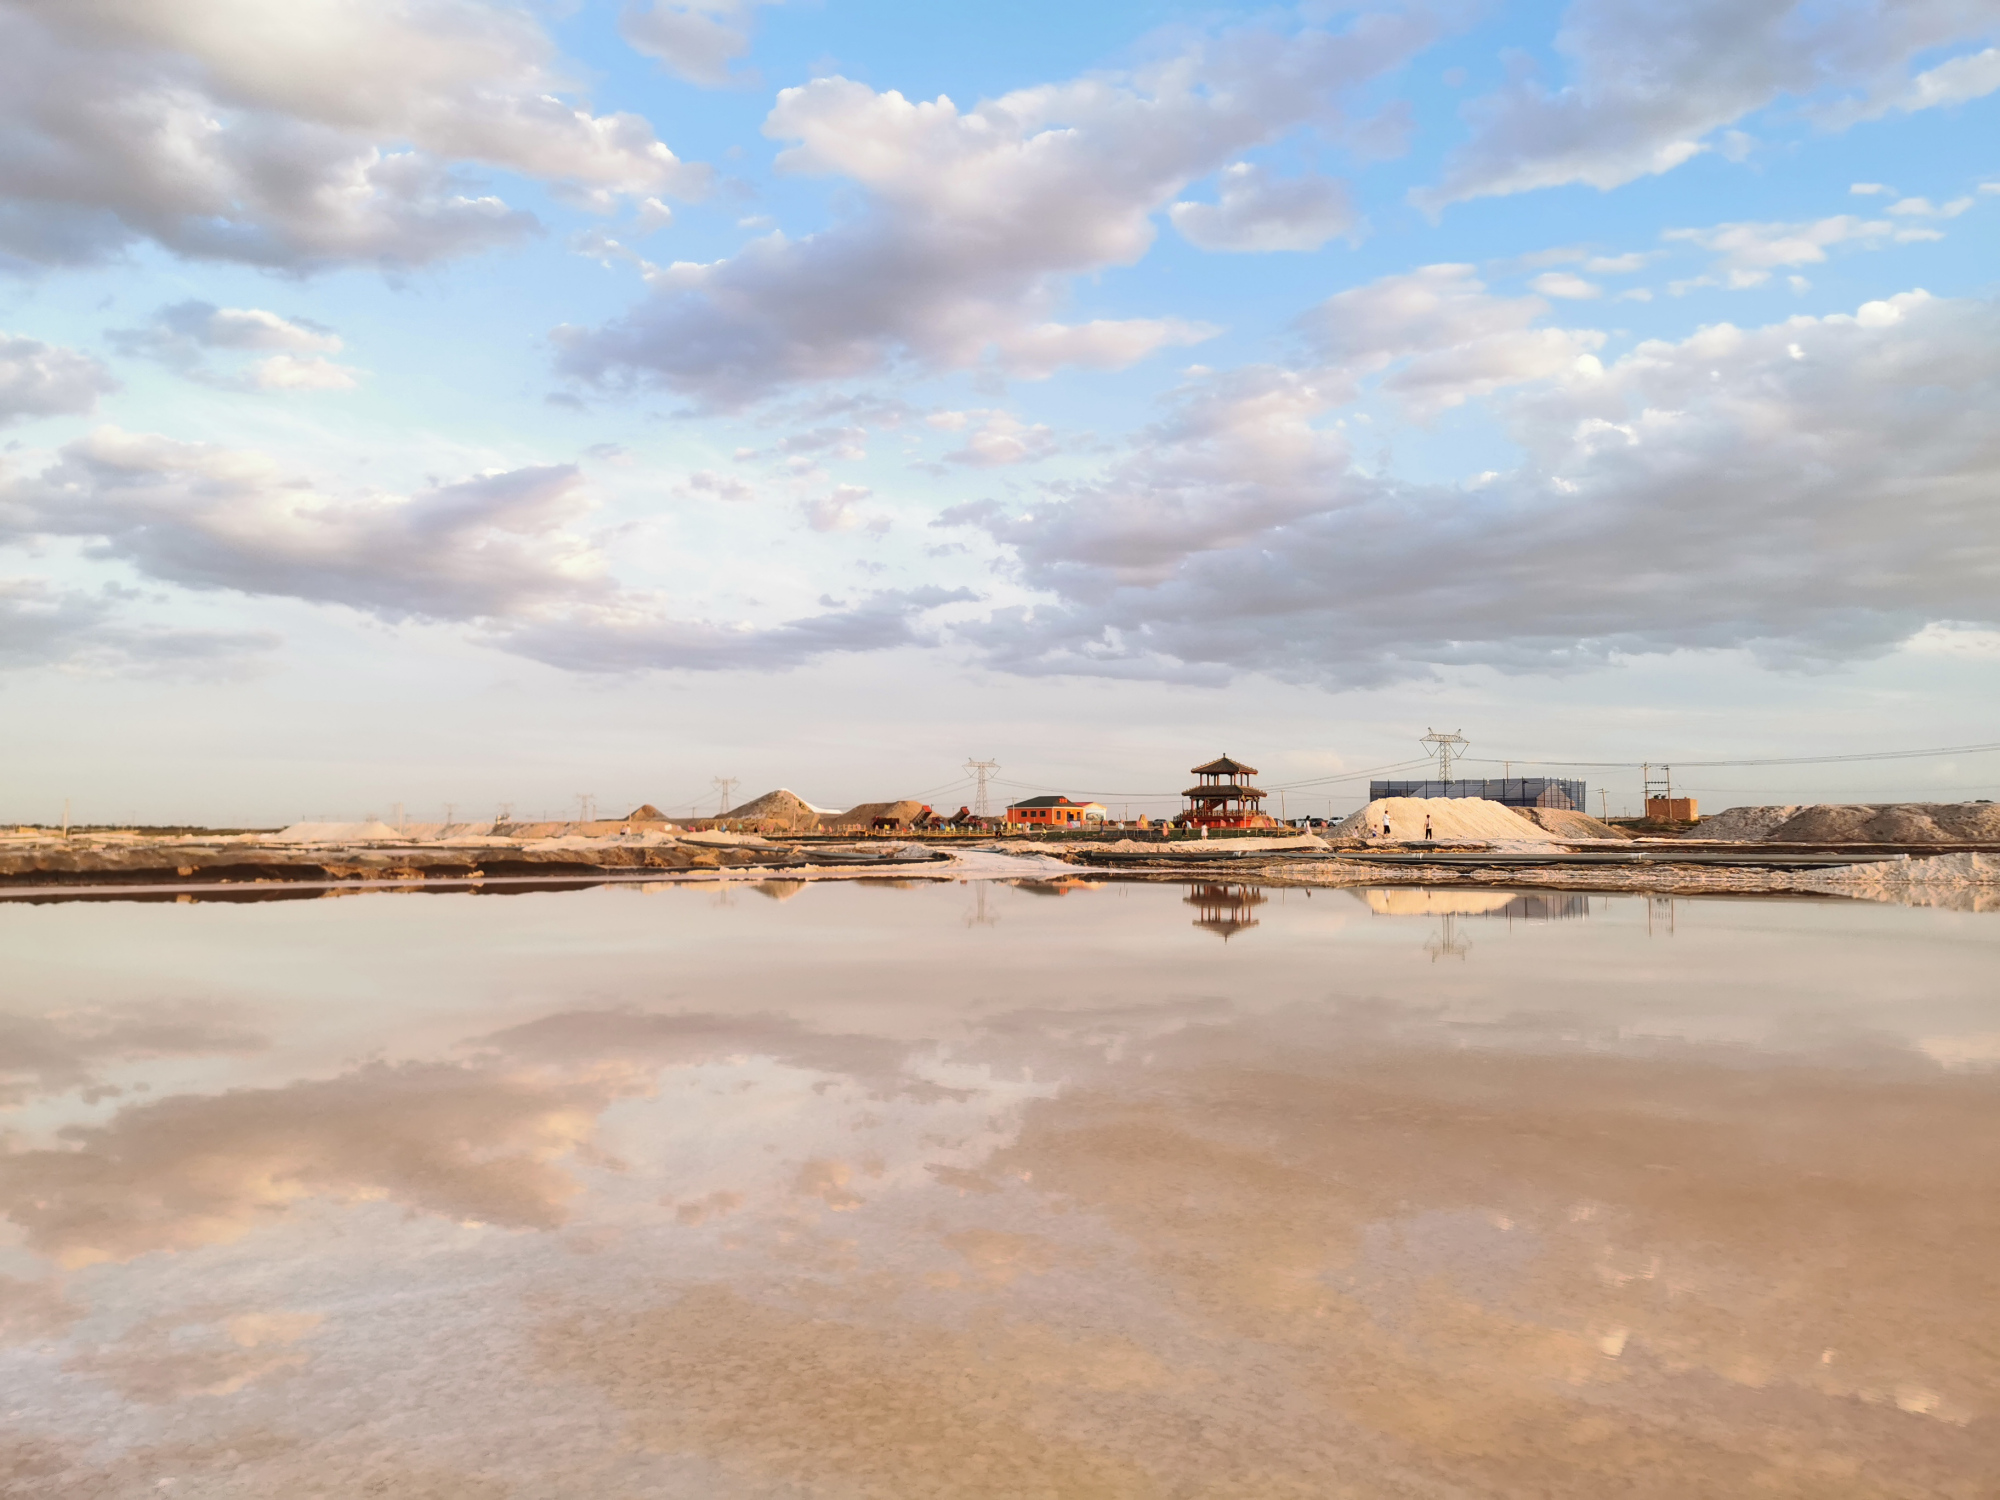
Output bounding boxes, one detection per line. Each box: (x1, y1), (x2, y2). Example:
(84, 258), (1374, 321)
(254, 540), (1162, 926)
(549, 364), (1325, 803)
(3, 877), (1997, 1496)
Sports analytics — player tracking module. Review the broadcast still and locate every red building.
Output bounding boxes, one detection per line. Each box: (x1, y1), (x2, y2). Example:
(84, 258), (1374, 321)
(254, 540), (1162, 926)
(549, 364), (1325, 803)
(1005, 795), (1107, 828)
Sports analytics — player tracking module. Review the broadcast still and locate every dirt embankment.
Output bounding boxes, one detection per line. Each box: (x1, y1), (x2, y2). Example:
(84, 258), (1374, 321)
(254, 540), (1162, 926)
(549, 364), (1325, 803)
(0, 840), (776, 887)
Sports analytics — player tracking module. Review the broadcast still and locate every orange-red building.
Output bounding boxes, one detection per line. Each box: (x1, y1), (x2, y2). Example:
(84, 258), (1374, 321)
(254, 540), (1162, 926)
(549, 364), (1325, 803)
(1005, 795), (1107, 827)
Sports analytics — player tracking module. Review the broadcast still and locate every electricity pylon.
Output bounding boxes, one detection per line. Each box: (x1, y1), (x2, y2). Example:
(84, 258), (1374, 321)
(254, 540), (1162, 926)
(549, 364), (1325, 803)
(964, 759), (999, 818)
(1419, 728), (1469, 785)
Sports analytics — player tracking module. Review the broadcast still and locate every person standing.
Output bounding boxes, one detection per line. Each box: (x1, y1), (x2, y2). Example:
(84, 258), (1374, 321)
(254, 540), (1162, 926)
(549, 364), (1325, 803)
(1424, 812), (1434, 841)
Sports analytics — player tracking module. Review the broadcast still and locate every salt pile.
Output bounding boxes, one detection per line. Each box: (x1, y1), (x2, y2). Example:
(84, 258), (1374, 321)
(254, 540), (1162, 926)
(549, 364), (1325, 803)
(263, 820), (404, 843)
(1332, 797), (1560, 843)
(1694, 806), (1802, 841)
(1698, 802), (2000, 843)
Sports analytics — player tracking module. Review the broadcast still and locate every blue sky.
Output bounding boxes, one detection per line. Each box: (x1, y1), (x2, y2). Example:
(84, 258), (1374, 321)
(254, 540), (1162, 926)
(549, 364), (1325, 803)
(1, 0), (1997, 823)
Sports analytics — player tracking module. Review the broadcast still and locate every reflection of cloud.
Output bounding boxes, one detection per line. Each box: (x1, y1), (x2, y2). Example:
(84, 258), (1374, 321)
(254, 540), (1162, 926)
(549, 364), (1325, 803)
(0, 1061), (604, 1267)
(66, 1309), (323, 1403)
(0, 1002), (267, 1107)
(476, 1008), (963, 1101)
(971, 1018), (2000, 1483)
(0, 1275), (79, 1345)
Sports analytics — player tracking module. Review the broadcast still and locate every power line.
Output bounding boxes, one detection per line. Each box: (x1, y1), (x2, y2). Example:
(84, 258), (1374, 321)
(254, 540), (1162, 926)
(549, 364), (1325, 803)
(1461, 739), (2000, 771)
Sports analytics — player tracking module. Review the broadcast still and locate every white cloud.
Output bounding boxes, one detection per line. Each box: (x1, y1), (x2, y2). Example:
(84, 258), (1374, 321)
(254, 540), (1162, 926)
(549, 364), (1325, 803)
(1850, 181), (1893, 195)
(1297, 264), (1604, 417)
(1530, 270), (1602, 299)
(249, 355), (360, 391)
(109, 301), (359, 390)
(681, 469), (756, 502)
(1170, 162), (1357, 252)
(0, 428), (958, 674)
(0, 332), (117, 425)
(0, 0), (705, 271)
(1582, 252), (1649, 273)
(0, 428), (606, 620)
(1887, 195), (1974, 217)
(939, 410), (1057, 468)
(491, 585), (973, 673)
(1850, 43), (2000, 117)
(1420, 0), (2000, 208)
(0, 576), (276, 675)
(946, 289), (2000, 685)
(556, 12), (1441, 406)
(1663, 214), (1897, 288)
(801, 483), (874, 532)
(620, 0), (780, 88)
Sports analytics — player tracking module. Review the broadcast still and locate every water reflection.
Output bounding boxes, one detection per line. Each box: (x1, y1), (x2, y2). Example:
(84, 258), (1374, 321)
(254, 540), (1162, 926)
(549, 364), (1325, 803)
(1, 880), (1996, 1496)
(1183, 881), (1266, 939)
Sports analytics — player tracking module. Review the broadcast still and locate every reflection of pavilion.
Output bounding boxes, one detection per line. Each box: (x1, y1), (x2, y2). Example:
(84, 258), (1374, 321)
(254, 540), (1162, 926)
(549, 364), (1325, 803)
(1184, 882), (1267, 940)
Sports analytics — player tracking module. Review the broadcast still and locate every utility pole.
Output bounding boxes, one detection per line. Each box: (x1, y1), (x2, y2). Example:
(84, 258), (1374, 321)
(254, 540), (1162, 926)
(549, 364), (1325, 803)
(1419, 728), (1470, 788)
(712, 777), (738, 819)
(575, 793), (596, 824)
(61, 798), (70, 838)
(964, 759), (999, 819)
(444, 802), (456, 828)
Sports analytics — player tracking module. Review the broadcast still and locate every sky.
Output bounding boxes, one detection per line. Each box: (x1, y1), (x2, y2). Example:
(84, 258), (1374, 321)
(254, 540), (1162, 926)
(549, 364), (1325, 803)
(1, 0), (1997, 825)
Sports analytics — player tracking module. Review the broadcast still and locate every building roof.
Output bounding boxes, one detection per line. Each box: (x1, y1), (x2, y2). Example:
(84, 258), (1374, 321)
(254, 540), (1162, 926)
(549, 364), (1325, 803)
(1183, 783), (1266, 799)
(1191, 754), (1258, 776)
(1007, 795), (1106, 810)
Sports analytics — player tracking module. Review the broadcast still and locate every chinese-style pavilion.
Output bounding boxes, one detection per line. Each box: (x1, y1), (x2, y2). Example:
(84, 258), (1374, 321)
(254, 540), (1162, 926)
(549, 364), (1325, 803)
(1182, 754), (1273, 828)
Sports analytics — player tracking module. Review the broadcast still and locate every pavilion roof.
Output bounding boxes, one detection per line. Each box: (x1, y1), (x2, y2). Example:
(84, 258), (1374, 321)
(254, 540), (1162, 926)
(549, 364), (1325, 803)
(1182, 783), (1266, 799)
(1190, 754), (1258, 775)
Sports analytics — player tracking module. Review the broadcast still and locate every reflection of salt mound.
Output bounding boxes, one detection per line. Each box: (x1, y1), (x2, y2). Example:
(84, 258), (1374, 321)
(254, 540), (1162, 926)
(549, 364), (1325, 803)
(1361, 890), (1524, 916)
(1811, 852), (2000, 888)
(1332, 797), (1559, 842)
(265, 821), (403, 843)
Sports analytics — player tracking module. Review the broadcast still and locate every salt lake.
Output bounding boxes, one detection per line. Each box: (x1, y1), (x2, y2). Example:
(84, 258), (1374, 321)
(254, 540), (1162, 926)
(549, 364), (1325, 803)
(3, 875), (1996, 1496)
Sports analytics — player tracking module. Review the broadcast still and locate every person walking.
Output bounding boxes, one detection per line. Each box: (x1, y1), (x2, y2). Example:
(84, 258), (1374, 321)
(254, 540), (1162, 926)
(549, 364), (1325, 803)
(1424, 812), (1434, 841)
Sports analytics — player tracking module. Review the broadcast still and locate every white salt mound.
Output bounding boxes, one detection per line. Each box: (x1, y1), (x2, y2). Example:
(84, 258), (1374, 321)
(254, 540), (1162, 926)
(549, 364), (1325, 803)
(264, 821), (404, 843)
(1332, 797), (1560, 843)
(1693, 805), (1802, 841)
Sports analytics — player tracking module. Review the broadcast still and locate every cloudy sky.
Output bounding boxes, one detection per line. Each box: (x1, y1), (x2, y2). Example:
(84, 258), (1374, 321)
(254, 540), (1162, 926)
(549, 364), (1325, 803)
(2, 0), (1997, 824)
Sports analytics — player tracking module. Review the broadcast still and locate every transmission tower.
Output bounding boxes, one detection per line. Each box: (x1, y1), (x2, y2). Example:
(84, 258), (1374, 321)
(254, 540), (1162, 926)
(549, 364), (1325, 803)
(964, 758), (999, 818)
(1419, 728), (1470, 786)
(712, 776), (739, 818)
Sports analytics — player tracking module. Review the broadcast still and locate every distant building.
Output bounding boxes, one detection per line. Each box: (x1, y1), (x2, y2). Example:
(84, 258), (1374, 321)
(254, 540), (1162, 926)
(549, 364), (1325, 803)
(1005, 795), (1107, 827)
(1369, 776), (1586, 810)
(1646, 796), (1698, 822)
(1183, 755), (1274, 828)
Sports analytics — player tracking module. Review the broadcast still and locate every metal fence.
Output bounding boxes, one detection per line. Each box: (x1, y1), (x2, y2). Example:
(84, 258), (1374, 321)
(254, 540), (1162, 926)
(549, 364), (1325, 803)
(1369, 777), (1587, 810)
